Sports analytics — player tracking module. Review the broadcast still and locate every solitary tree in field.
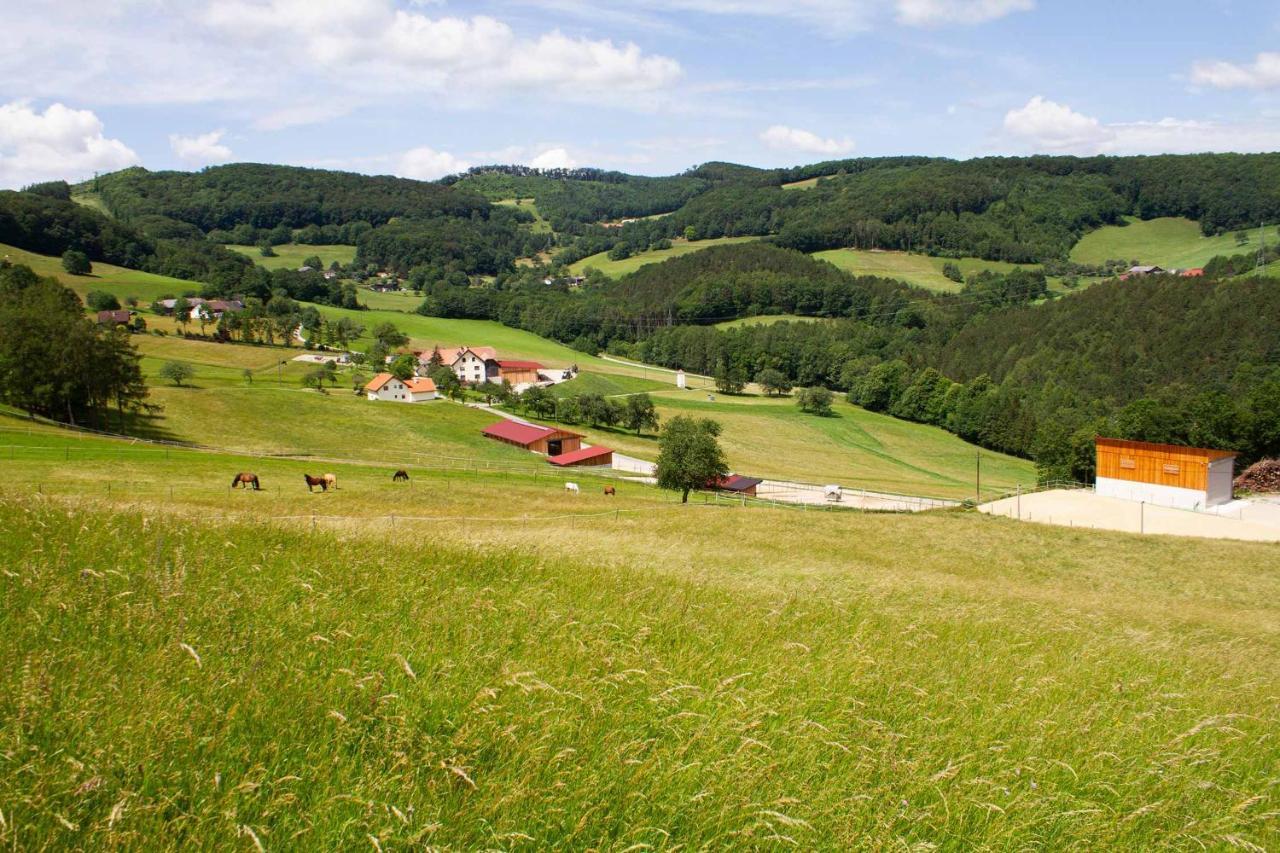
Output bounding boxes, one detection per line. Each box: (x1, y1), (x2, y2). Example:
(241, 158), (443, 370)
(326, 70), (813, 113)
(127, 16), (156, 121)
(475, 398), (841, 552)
(714, 358), (746, 395)
(624, 393), (659, 434)
(371, 321), (408, 350)
(796, 386), (834, 416)
(656, 416), (728, 503)
(61, 249), (91, 275)
(158, 361), (194, 387)
(86, 290), (120, 312)
(755, 368), (791, 397)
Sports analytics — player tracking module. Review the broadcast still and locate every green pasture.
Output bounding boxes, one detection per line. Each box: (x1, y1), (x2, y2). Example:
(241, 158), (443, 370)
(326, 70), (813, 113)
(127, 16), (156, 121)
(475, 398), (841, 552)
(1, 242), (201, 305)
(227, 243), (357, 271)
(569, 236), (762, 278)
(1069, 217), (1250, 268)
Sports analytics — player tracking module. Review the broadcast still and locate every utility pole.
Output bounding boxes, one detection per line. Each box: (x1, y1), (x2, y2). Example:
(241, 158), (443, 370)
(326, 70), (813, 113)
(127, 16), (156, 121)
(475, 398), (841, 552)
(975, 452), (981, 504)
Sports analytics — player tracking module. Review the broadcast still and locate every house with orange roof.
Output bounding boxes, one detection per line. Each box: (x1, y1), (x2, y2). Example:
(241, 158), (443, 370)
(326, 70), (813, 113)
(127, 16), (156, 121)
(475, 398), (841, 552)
(416, 345), (500, 385)
(364, 373), (438, 402)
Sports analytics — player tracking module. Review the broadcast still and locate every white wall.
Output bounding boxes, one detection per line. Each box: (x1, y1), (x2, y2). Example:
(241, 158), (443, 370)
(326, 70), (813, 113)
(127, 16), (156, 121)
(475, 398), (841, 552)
(1095, 477), (1212, 511)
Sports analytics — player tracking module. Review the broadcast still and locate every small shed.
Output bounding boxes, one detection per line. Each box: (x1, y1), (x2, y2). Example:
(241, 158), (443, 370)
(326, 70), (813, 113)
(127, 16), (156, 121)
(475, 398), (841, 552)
(708, 475), (762, 498)
(497, 360), (544, 386)
(482, 421), (582, 456)
(96, 309), (133, 326)
(1095, 437), (1236, 510)
(547, 445), (614, 467)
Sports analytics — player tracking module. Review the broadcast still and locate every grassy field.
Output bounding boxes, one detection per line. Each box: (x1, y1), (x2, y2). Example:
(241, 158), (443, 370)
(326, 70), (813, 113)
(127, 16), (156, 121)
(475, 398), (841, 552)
(1069, 217), (1250, 268)
(515, 389), (1034, 499)
(0, 421), (1277, 848)
(1, 242), (200, 304)
(814, 248), (1039, 293)
(714, 314), (828, 329)
(781, 176), (820, 190)
(569, 236), (761, 278)
(227, 243), (357, 271)
(496, 198), (553, 234)
(356, 286), (424, 311)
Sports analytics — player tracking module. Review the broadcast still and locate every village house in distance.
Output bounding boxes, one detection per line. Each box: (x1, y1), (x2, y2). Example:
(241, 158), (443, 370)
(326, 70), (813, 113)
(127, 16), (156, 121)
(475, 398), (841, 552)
(413, 345), (568, 391)
(364, 373), (439, 402)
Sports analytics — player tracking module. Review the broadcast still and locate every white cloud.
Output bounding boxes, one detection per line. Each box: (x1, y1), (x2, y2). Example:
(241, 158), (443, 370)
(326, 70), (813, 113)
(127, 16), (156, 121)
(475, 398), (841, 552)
(529, 147), (577, 169)
(895, 0), (1033, 27)
(1002, 95), (1111, 151)
(517, 0), (1032, 33)
(1002, 95), (1280, 155)
(0, 100), (138, 189)
(759, 124), (855, 156)
(1190, 52), (1280, 90)
(397, 146), (471, 180)
(169, 129), (233, 167)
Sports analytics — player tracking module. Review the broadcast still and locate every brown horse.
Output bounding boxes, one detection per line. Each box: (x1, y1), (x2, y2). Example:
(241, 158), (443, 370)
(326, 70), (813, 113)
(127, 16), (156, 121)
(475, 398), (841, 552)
(603, 485), (616, 496)
(231, 472), (260, 490)
(392, 469), (410, 482)
(303, 474), (328, 493)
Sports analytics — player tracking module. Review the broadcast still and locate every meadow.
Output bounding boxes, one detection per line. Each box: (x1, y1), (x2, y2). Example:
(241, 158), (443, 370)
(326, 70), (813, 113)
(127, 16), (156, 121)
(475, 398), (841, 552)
(1069, 217), (1250, 268)
(0, 420), (1277, 848)
(514, 388), (1034, 499)
(495, 198), (553, 234)
(813, 248), (1039, 293)
(0, 242), (199, 304)
(714, 313), (829, 329)
(569, 236), (761, 278)
(227, 243), (357, 271)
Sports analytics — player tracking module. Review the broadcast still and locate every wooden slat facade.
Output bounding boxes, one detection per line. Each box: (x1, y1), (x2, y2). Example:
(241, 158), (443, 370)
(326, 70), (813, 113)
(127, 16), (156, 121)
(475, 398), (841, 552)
(1095, 437), (1235, 492)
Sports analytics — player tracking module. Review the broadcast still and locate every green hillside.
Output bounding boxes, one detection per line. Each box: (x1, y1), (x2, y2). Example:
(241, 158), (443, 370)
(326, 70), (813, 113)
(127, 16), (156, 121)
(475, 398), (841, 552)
(227, 242), (356, 270)
(814, 248), (1037, 293)
(1, 242), (200, 303)
(0, 436), (1277, 847)
(1069, 216), (1249, 268)
(569, 236), (761, 277)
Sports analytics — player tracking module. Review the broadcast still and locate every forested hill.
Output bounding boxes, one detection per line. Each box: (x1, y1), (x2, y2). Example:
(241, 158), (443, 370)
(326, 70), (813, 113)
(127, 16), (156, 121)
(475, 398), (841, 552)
(86, 164), (491, 233)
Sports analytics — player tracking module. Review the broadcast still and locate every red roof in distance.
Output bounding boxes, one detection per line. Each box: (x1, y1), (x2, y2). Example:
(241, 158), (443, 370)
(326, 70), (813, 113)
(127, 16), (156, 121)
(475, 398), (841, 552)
(547, 445), (613, 466)
(482, 420), (556, 445)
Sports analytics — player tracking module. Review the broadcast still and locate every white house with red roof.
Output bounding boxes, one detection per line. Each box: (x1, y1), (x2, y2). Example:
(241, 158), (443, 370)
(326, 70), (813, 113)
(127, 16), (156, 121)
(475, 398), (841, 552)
(364, 373), (438, 402)
(416, 345), (500, 385)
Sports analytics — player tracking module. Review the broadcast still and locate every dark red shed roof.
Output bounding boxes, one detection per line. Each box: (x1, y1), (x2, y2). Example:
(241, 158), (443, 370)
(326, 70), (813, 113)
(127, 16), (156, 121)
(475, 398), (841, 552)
(547, 445), (613, 466)
(497, 360), (544, 370)
(482, 420), (555, 445)
(709, 475), (763, 492)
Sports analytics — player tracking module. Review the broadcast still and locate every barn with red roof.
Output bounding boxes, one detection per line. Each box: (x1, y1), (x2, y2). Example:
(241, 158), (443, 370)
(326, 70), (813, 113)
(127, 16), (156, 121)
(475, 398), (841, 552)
(482, 420), (583, 456)
(547, 445), (614, 467)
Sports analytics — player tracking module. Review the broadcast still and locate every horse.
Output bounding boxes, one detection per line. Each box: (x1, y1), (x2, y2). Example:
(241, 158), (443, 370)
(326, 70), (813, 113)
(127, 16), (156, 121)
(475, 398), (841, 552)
(231, 472), (260, 490)
(603, 485), (616, 496)
(392, 469), (410, 482)
(564, 482), (579, 495)
(323, 473), (337, 490)
(303, 474), (328, 493)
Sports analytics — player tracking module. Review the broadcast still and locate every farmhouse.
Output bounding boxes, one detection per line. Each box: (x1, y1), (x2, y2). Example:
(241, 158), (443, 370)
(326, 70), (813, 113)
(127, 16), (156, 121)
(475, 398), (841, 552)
(547, 445), (614, 467)
(497, 360), (544, 386)
(154, 297), (204, 315)
(193, 299), (244, 321)
(364, 373), (438, 402)
(482, 420), (582, 456)
(418, 346), (500, 385)
(1095, 437), (1236, 510)
(96, 309), (134, 326)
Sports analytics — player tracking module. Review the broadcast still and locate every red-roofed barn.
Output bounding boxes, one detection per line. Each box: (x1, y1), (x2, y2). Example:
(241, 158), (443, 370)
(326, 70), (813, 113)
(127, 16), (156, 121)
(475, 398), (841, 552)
(482, 420), (583, 456)
(547, 445), (614, 467)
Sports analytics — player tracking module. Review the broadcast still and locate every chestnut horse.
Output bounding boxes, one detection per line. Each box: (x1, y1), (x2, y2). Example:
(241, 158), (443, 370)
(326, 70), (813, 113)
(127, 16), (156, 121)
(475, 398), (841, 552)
(603, 485), (616, 496)
(392, 469), (410, 482)
(231, 472), (260, 490)
(303, 474), (328, 493)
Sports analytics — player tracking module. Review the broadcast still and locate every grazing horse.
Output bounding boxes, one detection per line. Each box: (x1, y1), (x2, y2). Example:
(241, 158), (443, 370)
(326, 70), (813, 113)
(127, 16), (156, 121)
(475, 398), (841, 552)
(231, 472), (260, 490)
(564, 482), (580, 495)
(392, 469), (410, 482)
(323, 473), (337, 490)
(303, 474), (328, 493)
(603, 485), (616, 496)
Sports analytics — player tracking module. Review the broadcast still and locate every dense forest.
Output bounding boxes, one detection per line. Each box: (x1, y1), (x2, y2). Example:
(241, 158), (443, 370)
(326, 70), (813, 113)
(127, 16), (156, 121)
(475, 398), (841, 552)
(554, 153), (1280, 265)
(417, 243), (1280, 479)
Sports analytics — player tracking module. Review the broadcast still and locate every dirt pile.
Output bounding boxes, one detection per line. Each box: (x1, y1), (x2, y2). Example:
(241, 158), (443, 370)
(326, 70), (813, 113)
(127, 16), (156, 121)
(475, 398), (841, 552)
(1234, 458), (1280, 493)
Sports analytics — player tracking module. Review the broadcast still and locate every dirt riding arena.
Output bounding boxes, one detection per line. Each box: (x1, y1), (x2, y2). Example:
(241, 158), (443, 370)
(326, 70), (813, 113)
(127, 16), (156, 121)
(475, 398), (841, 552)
(980, 488), (1280, 543)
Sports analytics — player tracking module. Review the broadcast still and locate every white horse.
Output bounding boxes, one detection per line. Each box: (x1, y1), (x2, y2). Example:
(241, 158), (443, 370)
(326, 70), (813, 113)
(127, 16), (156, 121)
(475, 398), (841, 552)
(564, 482), (580, 495)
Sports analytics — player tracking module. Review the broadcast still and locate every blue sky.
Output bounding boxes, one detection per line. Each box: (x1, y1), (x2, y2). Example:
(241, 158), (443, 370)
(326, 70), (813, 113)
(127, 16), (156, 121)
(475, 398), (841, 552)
(2, 0), (1279, 187)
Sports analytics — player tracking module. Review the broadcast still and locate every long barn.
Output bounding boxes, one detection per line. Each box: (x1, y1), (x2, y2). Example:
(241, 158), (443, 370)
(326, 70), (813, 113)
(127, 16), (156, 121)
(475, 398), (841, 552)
(1095, 437), (1236, 510)
(482, 421), (583, 457)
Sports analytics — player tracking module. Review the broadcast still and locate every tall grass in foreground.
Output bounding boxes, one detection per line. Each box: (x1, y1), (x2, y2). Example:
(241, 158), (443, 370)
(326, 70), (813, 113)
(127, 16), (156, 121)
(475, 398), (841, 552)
(0, 495), (1277, 849)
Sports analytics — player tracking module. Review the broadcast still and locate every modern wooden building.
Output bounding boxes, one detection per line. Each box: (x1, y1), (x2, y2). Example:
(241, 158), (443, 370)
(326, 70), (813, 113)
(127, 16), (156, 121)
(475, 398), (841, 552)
(1095, 437), (1236, 510)
(546, 445), (614, 467)
(482, 420), (583, 456)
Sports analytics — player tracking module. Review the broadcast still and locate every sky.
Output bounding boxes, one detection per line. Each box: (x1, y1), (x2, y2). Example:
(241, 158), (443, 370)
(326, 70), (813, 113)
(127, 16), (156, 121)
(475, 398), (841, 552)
(2, 0), (1280, 188)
